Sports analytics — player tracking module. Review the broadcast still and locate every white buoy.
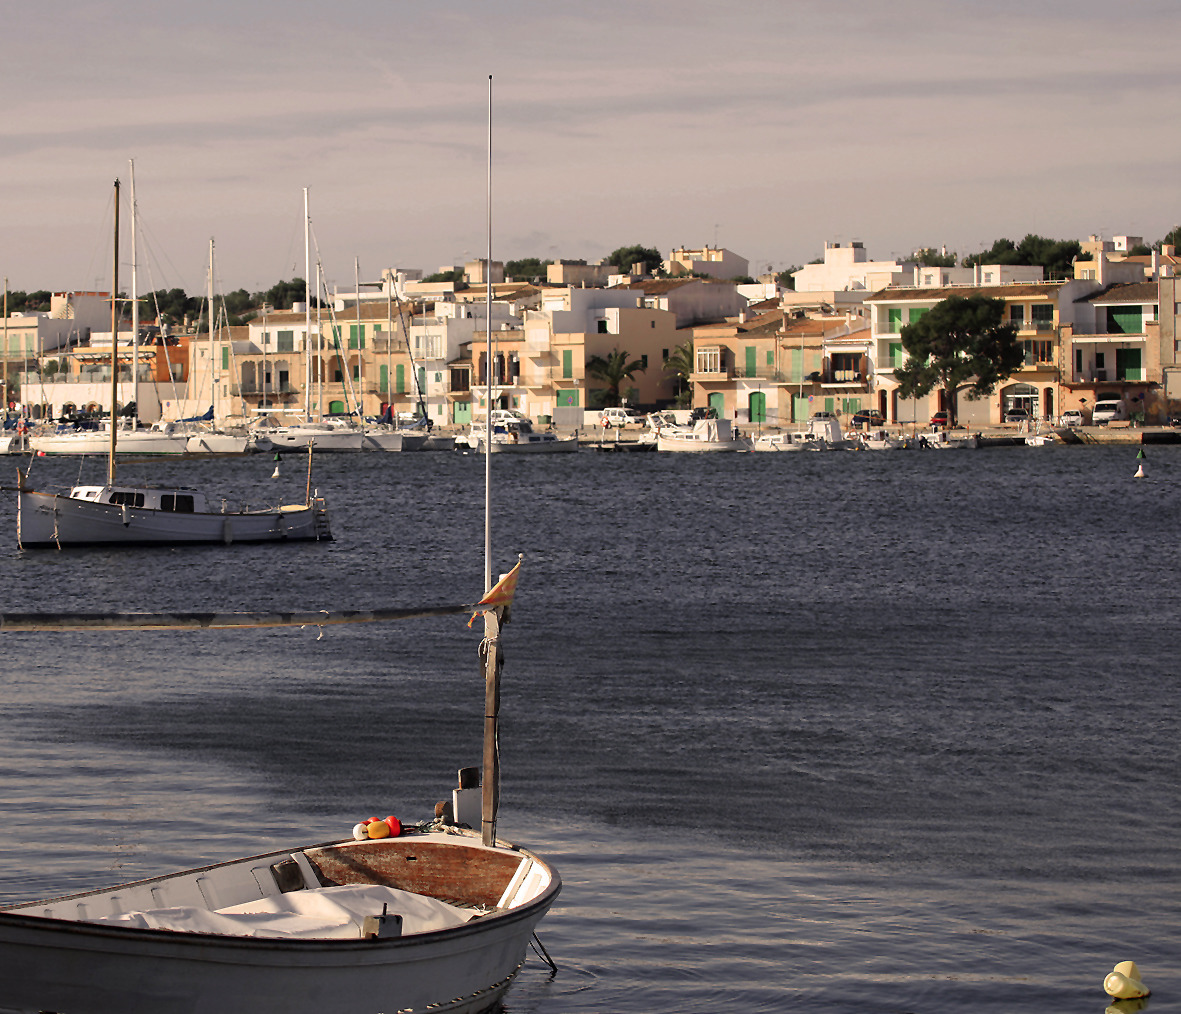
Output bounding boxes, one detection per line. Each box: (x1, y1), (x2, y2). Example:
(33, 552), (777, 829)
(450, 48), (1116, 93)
(1134, 448), (1146, 478)
(271, 453), (281, 479)
(1104, 960), (1149, 999)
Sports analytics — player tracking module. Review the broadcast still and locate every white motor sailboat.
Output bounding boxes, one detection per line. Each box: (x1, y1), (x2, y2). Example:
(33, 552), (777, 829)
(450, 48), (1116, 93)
(15, 180), (332, 548)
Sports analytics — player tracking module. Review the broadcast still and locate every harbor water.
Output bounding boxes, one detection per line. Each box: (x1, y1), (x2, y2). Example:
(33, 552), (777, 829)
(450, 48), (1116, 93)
(0, 442), (1178, 1012)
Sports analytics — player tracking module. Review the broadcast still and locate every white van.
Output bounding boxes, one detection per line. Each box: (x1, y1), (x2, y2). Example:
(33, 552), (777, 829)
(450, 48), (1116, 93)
(598, 407), (641, 428)
(1091, 397), (1126, 425)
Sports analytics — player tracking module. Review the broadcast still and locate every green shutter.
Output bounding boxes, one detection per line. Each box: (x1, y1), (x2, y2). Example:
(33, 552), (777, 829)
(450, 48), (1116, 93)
(396, 363), (405, 393)
(749, 391), (766, 422)
(888, 308), (902, 332)
(562, 349), (573, 379)
(1108, 308), (1143, 334)
(745, 346), (756, 377)
(221, 346), (229, 370)
(708, 392), (725, 417)
(379, 365), (388, 393)
(909, 308), (927, 323)
(1116, 348), (1143, 381)
(889, 342), (903, 368)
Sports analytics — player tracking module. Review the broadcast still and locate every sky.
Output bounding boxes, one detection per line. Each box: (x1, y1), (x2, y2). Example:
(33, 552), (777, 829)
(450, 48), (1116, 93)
(4, 0), (1181, 297)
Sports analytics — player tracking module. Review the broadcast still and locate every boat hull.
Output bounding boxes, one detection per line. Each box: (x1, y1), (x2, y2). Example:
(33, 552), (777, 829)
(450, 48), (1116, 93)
(478, 436), (579, 454)
(656, 435), (751, 452)
(185, 432), (252, 455)
(17, 491), (330, 546)
(0, 835), (558, 1014)
(265, 427), (364, 453)
(29, 432), (189, 455)
(361, 431), (428, 452)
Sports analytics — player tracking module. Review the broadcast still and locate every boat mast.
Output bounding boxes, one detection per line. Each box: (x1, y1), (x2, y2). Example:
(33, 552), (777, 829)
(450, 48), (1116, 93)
(303, 187), (312, 420)
(2, 278), (7, 425)
(481, 73), (499, 849)
(355, 256), (362, 424)
(208, 238), (216, 422)
(316, 262), (323, 421)
(129, 159), (139, 426)
(108, 178), (120, 486)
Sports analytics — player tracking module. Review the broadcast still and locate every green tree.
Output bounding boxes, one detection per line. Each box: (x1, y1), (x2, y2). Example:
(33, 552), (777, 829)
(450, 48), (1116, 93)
(605, 245), (662, 274)
(894, 295), (1022, 428)
(914, 247), (956, 267)
(962, 235), (1082, 279)
(776, 266), (800, 290)
(586, 347), (647, 407)
(423, 268), (467, 288)
(505, 258), (549, 280)
(662, 339), (695, 407)
(1154, 227), (1181, 251)
(257, 279), (315, 310)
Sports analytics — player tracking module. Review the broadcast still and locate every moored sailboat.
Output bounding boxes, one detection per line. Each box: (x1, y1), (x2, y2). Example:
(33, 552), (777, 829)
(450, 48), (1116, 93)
(15, 180), (332, 548)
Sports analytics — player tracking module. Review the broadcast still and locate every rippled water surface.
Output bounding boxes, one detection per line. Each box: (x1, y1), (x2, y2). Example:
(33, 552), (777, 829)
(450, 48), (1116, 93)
(0, 444), (1178, 1012)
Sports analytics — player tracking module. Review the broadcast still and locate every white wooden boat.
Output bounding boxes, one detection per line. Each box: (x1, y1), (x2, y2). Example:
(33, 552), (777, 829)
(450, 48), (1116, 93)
(657, 417), (752, 452)
(919, 429), (979, 450)
(17, 481), (330, 547)
(468, 417), (578, 454)
(752, 431), (818, 452)
(856, 428), (909, 451)
(0, 827), (557, 1014)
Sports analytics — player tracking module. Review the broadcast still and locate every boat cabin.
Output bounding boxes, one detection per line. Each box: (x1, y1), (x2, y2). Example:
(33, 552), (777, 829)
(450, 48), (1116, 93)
(70, 485), (211, 513)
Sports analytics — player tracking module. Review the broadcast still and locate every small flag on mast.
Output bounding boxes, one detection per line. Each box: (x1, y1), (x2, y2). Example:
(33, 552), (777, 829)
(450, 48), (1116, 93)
(468, 558), (522, 626)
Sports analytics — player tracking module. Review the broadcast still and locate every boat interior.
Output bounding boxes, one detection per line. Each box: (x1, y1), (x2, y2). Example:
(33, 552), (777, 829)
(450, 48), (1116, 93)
(4, 834), (551, 941)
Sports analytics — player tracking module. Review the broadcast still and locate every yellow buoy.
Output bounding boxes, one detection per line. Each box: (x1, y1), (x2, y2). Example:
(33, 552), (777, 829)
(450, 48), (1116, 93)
(1104, 960), (1149, 999)
(366, 819), (391, 839)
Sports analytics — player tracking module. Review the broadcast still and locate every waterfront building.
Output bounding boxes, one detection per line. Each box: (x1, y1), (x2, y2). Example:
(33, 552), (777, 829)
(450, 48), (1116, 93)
(688, 309), (871, 426)
(864, 277), (1109, 426)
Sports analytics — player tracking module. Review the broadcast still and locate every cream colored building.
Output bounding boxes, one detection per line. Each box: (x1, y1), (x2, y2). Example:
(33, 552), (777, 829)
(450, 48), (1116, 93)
(666, 246), (749, 280)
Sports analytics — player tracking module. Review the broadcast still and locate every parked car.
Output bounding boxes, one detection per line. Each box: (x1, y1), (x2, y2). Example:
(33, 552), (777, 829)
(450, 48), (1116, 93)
(1091, 398), (1126, 425)
(1004, 408), (1030, 424)
(851, 408), (884, 428)
(930, 410), (950, 427)
(599, 407), (640, 428)
(1060, 409), (1084, 428)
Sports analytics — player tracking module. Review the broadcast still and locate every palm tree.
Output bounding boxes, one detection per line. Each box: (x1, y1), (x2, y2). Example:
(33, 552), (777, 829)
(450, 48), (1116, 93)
(662, 339), (695, 407)
(586, 347), (646, 407)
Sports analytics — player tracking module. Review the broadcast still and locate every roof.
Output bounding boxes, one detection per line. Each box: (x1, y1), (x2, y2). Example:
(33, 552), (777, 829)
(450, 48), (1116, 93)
(864, 282), (1068, 303)
(1077, 282), (1159, 305)
(620, 279), (697, 295)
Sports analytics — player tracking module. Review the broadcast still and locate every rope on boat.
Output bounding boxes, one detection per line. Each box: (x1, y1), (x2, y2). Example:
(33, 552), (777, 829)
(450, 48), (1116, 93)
(0, 601), (487, 633)
(529, 932), (558, 975)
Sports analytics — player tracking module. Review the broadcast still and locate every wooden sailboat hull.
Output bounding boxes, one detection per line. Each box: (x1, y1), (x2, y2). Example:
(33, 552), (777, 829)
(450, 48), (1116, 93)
(0, 834), (559, 1014)
(17, 491), (330, 546)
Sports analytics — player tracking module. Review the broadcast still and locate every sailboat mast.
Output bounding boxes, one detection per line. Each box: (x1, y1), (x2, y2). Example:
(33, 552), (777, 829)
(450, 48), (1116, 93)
(208, 238), (216, 421)
(355, 256), (362, 422)
(108, 178), (120, 486)
(303, 187), (312, 420)
(129, 160), (139, 425)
